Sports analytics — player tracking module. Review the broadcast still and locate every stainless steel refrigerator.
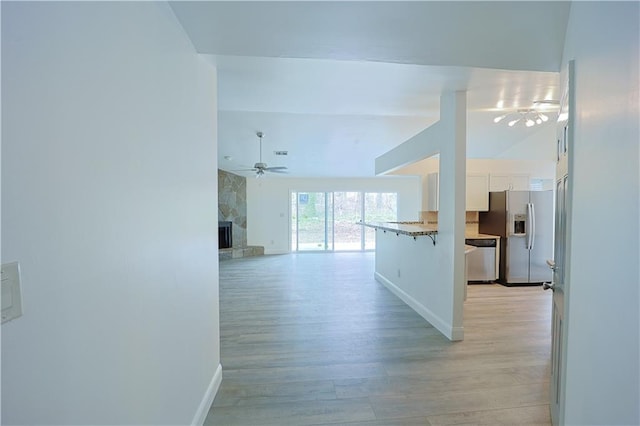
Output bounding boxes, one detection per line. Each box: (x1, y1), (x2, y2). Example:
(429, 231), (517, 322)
(479, 190), (554, 285)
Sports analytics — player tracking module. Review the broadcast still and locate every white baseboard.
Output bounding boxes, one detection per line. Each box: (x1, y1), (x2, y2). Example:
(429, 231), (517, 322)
(375, 272), (463, 341)
(191, 363), (222, 426)
(450, 326), (464, 341)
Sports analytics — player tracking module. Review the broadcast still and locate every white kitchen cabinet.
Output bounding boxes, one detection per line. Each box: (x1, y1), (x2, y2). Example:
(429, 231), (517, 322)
(510, 174), (531, 190)
(466, 173), (489, 211)
(426, 172), (439, 211)
(425, 172), (489, 211)
(489, 173), (530, 191)
(488, 174), (509, 192)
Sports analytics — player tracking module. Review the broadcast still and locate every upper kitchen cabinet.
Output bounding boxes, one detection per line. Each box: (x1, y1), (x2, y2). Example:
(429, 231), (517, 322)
(425, 172), (489, 212)
(489, 173), (530, 191)
(466, 173), (489, 211)
(426, 172), (439, 211)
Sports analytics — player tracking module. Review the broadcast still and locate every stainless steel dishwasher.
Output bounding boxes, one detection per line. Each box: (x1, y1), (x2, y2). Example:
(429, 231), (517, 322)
(465, 238), (497, 282)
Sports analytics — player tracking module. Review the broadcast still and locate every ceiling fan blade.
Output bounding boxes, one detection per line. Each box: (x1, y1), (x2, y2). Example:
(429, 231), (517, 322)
(233, 168), (258, 172)
(265, 166), (288, 171)
(267, 169), (288, 174)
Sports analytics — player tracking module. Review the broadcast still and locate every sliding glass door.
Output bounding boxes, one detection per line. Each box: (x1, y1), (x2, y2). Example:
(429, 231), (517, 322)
(291, 191), (397, 252)
(364, 192), (398, 249)
(333, 192), (362, 251)
(292, 192), (333, 251)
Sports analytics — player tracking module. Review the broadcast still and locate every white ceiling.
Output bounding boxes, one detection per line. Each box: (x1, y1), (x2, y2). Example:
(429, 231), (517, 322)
(169, 1), (571, 178)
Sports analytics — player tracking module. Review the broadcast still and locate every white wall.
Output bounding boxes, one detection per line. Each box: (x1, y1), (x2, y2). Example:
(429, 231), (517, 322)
(374, 92), (467, 341)
(2, 3), (220, 424)
(246, 176), (420, 254)
(561, 2), (639, 424)
(496, 124), (557, 161)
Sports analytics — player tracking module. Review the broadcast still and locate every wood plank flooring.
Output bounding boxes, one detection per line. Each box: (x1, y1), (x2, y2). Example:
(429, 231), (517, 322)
(205, 252), (552, 425)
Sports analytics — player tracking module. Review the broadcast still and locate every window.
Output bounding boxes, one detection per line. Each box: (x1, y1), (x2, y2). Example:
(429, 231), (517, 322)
(364, 192), (398, 250)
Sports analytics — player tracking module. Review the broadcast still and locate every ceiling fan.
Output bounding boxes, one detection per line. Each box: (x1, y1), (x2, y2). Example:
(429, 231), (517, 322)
(237, 132), (288, 177)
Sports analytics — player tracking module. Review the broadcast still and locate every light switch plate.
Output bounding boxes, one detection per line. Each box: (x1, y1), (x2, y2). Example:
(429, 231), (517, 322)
(2, 262), (23, 324)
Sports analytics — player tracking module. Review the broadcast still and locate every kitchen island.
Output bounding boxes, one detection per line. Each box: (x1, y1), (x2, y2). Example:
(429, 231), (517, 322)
(364, 221), (465, 341)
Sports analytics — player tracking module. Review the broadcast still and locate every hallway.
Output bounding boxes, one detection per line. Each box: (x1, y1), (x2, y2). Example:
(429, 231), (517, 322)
(205, 253), (551, 425)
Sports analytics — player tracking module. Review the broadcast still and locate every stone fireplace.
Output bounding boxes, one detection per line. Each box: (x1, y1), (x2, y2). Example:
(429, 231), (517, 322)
(218, 169), (264, 260)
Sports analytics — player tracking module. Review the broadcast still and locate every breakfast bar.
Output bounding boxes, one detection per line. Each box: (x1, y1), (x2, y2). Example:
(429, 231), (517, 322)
(363, 221), (438, 244)
(363, 220), (466, 341)
(365, 221), (479, 301)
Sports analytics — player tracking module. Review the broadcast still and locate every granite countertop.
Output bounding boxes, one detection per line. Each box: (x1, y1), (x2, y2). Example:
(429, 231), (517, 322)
(362, 221), (437, 236)
(465, 233), (501, 240)
(362, 222), (500, 240)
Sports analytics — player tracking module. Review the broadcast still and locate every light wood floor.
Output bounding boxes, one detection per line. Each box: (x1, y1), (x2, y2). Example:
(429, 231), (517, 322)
(205, 252), (552, 425)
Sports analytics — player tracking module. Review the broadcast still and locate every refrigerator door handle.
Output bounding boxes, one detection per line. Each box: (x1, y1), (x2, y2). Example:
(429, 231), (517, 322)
(530, 203), (536, 249)
(526, 203), (534, 249)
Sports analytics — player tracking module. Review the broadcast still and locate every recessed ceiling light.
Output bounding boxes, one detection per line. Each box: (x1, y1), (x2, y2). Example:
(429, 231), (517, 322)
(224, 155), (233, 161)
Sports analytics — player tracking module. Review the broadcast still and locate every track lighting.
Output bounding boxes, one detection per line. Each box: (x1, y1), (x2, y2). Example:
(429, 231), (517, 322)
(493, 108), (549, 127)
(493, 101), (559, 128)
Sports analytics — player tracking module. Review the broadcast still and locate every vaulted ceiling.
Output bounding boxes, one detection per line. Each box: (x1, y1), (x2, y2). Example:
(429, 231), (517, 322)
(169, 1), (571, 178)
